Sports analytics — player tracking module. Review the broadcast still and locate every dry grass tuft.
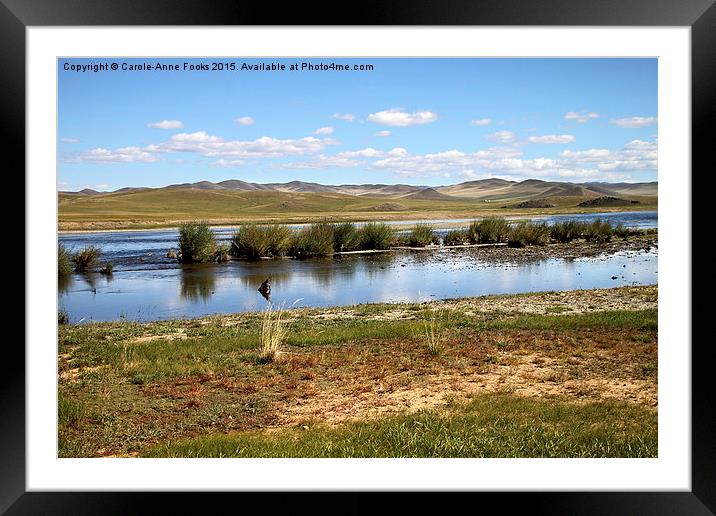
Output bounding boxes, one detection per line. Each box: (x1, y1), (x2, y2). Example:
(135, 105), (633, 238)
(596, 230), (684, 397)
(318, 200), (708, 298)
(259, 302), (288, 363)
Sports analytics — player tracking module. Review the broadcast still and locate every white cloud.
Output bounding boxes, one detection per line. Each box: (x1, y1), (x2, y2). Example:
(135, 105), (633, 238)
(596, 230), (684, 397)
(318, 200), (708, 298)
(68, 130), (339, 164)
(278, 155), (359, 169)
(332, 113), (356, 122)
(337, 147), (384, 158)
(60, 137), (80, 144)
(159, 132), (338, 158)
(68, 146), (162, 164)
(375, 130), (392, 137)
(148, 120), (184, 129)
(527, 134), (576, 144)
(213, 158), (245, 168)
(486, 130), (516, 144)
(610, 116), (657, 128)
(234, 116), (255, 126)
(564, 111), (599, 123)
(470, 118), (492, 126)
(313, 126), (334, 135)
(367, 108), (438, 127)
(368, 139), (656, 180)
(388, 147), (408, 157)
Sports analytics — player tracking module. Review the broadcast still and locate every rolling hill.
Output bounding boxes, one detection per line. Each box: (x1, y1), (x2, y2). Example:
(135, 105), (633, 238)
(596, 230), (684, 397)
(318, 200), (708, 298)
(58, 178), (657, 230)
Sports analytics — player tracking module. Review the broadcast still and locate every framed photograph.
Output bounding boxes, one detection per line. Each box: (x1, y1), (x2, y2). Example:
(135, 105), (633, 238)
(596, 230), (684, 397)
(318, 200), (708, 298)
(8, 0), (711, 513)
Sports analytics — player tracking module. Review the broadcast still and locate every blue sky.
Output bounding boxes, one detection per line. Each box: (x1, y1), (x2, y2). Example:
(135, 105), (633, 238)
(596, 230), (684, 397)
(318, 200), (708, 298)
(58, 58), (657, 191)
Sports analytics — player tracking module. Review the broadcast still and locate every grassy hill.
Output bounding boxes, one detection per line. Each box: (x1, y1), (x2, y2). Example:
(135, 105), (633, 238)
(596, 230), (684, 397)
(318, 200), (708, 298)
(58, 179), (658, 231)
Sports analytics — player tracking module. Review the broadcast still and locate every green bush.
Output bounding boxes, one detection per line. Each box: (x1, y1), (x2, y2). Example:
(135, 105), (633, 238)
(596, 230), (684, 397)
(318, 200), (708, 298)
(443, 229), (469, 246)
(467, 217), (510, 244)
(357, 222), (394, 250)
(58, 243), (73, 275)
(178, 221), (217, 263)
(508, 222), (550, 247)
(332, 222), (359, 252)
(290, 223), (335, 258)
(231, 224), (292, 259)
(99, 263), (113, 275)
(614, 223), (639, 239)
(406, 223), (437, 247)
(583, 219), (614, 243)
(550, 220), (584, 243)
(72, 246), (101, 272)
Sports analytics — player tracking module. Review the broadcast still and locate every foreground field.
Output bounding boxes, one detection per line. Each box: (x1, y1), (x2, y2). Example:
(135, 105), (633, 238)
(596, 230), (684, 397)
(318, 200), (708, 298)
(58, 286), (658, 458)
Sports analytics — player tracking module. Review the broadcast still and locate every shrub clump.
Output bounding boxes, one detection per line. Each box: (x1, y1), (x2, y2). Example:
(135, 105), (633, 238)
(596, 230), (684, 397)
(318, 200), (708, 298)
(58, 244), (73, 275)
(290, 223), (335, 258)
(231, 224), (292, 259)
(614, 223), (640, 239)
(178, 221), (216, 263)
(72, 246), (101, 272)
(583, 219), (615, 243)
(508, 222), (550, 247)
(550, 220), (584, 243)
(214, 243), (231, 262)
(357, 222), (394, 250)
(406, 223), (438, 247)
(99, 263), (113, 275)
(467, 217), (510, 244)
(443, 229), (469, 246)
(332, 222), (359, 252)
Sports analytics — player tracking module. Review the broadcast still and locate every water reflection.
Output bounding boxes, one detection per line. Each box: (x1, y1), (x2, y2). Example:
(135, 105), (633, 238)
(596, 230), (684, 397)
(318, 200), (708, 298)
(179, 266), (217, 302)
(59, 247), (658, 323)
(58, 274), (73, 294)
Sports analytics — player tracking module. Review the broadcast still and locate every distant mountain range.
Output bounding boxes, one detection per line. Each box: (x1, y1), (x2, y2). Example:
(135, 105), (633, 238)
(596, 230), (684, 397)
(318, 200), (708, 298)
(64, 178), (657, 202)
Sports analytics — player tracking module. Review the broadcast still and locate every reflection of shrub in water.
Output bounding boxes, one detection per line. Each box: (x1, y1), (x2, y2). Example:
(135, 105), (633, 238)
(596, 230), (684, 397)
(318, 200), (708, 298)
(180, 269), (216, 302)
(58, 273), (73, 294)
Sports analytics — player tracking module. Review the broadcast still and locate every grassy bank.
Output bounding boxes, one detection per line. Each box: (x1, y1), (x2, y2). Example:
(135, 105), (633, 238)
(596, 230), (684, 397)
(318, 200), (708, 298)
(58, 286), (658, 458)
(146, 393), (656, 458)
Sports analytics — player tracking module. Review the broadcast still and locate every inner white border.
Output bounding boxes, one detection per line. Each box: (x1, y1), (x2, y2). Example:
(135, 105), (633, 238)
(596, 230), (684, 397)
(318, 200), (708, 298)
(27, 27), (690, 491)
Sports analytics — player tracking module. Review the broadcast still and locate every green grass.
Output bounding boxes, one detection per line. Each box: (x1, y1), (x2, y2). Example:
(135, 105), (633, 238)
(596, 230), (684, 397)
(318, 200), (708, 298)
(57, 307), (656, 385)
(508, 221), (551, 247)
(443, 229), (469, 246)
(332, 222), (359, 252)
(405, 223), (438, 247)
(144, 393), (657, 458)
(357, 222), (394, 250)
(231, 224), (292, 259)
(467, 217), (511, 244)
(290, 222), (335, 258)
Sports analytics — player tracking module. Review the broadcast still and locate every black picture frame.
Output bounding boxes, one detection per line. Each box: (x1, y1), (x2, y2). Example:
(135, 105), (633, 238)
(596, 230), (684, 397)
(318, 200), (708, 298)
(5, 0), (711, 513)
